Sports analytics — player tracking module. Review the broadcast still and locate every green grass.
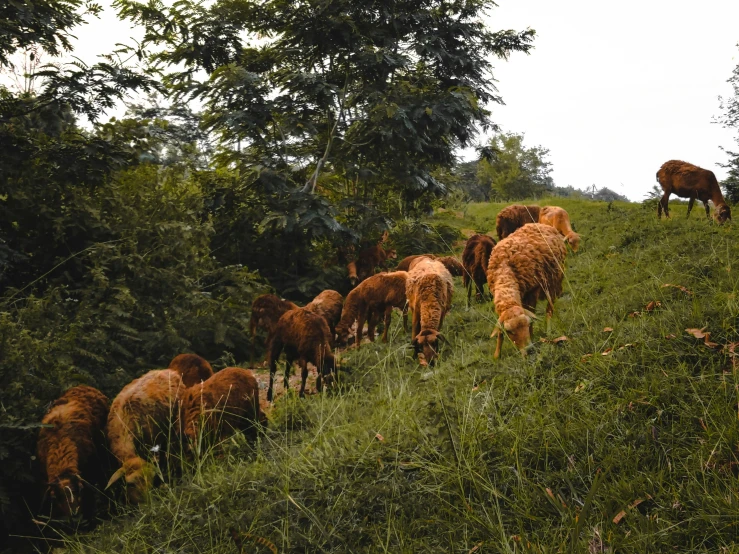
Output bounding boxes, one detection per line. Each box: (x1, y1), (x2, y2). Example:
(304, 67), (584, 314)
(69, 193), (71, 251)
(64, 198), (739, 553)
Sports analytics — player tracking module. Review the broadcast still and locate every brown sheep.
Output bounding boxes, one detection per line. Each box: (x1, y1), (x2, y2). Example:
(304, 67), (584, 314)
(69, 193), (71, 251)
(656, 159), (732, 223)
(304, 289), (344, 340)
(495, 204), (541, 240)
(167, 353), (214, 387)
(406, 258), (454, 365)
(37, 386), (109, 520)
(462, 234), (496, 304)
(249, 294), (299, 364)
(181, 367), (265, 445)
(347, 232), (398, 286)
(267, 308), (337, 401)
(335, 271), (409, 347)
(106, 370), (185, 503)
(487, 223), (567, 358)
(538, 206), (581, 252)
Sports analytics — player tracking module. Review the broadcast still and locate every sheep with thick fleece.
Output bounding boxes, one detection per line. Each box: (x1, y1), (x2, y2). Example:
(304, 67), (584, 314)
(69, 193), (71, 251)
(335, 271), (408, 347)
(304, 290), (343, 340)
(538, 206), (581, 252)
(106, 370), (185, 503)
(406, 258), (454, 365)
(462, 234), (496, 304)
(37, 385), (109, 519)
(249, 294), (299, 364)
(495, 204), (541, 240)
(267, 308), (336, 401)
(181, 367), (264, 444)
(168, 353), (214, 387)
(486, 223), (567, 358)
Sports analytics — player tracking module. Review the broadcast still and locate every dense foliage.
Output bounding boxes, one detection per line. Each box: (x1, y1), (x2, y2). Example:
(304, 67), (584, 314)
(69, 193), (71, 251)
(477, 131), (554, 200)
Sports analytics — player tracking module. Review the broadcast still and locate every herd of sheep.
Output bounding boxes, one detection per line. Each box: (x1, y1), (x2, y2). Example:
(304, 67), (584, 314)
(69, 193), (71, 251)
(34, 158), (731, 527)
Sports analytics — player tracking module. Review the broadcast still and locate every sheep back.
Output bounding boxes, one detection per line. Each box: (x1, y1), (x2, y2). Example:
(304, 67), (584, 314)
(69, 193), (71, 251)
(304, 290), (344, 337)
(495, 204), (541, 240)
(181, 367), (264, 443)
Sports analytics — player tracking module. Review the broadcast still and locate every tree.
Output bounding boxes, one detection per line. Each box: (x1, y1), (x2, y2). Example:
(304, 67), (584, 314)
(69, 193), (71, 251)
(477, 132), (553, 200)
(718, 49), (739, 204)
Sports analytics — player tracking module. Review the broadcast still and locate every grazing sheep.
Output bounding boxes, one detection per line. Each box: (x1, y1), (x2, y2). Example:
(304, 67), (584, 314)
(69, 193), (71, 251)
(106, 370), (185, 503)
(539, 206), (581, 252)
(486, 223), (567, 358)
(37, 386), (110, 520)
(495, 204), (541, 240)
(167, 353), (214, 387)
(406, 258), (454, 365)
(335, 271), (409, 347)
(181, 367), (265, 444)
(267, 308), (337, 401)
(249, 294), (299, 364)
(462, 234), (496, 304)
(347, 233), (398, 286)
(304, 290), (344, 340)
(656, 159), (732, 223)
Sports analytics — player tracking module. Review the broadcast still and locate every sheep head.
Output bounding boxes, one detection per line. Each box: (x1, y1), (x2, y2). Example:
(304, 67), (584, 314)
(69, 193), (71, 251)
(385, 248), (398, 260)
(412, 329), (445, 365)
(46, 472), (84, 518)
(715, 204), (732, 224)
(106, 457), (156, 504)
(494, 307), (535, 354)
(565, 232), (581, 252)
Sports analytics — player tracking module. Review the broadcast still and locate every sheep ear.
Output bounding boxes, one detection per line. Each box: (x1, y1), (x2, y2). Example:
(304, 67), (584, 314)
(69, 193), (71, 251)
(490, 327), (501, 339)
(106, 467), (126, 490)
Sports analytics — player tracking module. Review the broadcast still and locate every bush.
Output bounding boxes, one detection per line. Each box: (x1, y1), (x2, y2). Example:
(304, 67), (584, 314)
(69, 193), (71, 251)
(388, 219), (462, 259)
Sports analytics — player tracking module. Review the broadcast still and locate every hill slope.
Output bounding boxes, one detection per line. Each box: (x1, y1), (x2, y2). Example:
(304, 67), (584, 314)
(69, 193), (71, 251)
(67, 199), (739, 553)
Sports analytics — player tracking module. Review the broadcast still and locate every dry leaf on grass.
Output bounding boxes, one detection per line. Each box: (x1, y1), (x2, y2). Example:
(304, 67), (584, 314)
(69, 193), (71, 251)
(665, 333), (676, 340)
(661, 283), (693, 296)
(612, 496), (651, 524)
(603, 327), (614, 332)
(552, 335), (569, 343)
(601, 348), (613, 356)
(581, 354), (593, 362)
(574, 382), (586, 393)
(645, 300), (662, 311)
(628, 311), (642, 318)
(685, 328), (721, 349)
(468, 543), (483, 554)
(375, 433), (384, 442)
(618, 343), (635, 351)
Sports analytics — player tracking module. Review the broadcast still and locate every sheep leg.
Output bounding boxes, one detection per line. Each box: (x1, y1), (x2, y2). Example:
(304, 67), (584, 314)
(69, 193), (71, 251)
(476, 278), (486, 302)
(412, 306), (421, 339)
(298, 359), (308, 398)
(402, 305), (408, 332)
(493, 330), (504, 359)
(284, 356), (294, 393)
(659, 191), (671, 218)
(267, 346), (280, 402)
(703, 201), (710, 219)
(355, 310), (366, 348)
(382, 305), (392, 342)
(367, 310), (378, 342)
(686, 197), (695, 218)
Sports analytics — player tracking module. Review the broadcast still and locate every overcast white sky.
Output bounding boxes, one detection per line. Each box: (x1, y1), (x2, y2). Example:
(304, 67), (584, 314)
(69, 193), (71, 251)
(7, 0), (739, 201)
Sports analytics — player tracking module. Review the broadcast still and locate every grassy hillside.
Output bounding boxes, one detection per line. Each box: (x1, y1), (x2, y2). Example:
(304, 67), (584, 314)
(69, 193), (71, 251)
(62, 198), (739, 553)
